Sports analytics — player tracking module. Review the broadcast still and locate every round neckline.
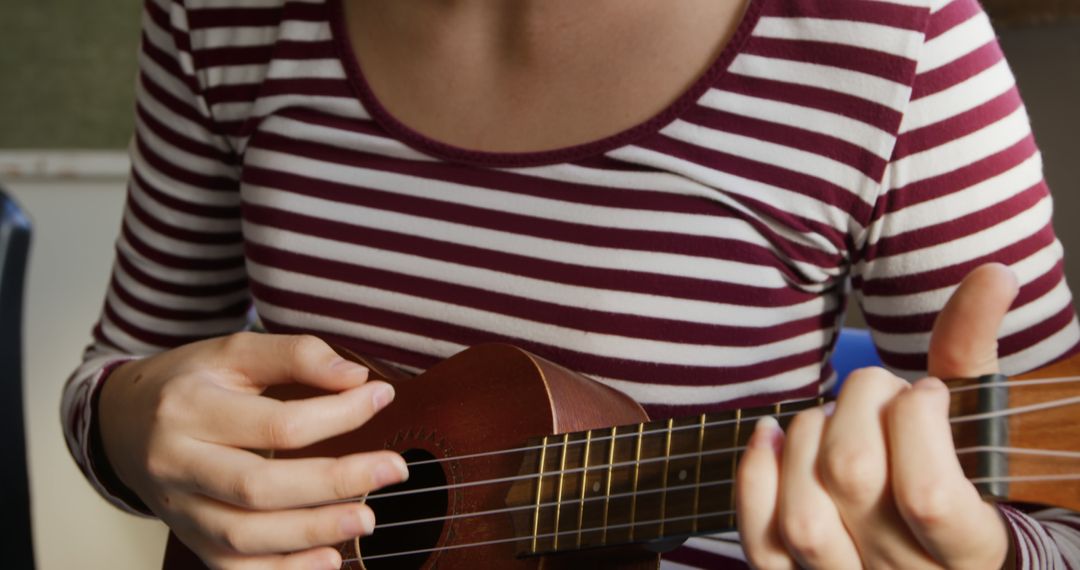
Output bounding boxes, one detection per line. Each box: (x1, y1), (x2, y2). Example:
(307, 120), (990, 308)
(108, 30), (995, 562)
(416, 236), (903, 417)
(327, 0), (764, 168)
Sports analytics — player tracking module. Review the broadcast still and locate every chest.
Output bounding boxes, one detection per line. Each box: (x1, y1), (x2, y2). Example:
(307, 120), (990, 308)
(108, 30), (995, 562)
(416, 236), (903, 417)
(341, 0), (749, 153)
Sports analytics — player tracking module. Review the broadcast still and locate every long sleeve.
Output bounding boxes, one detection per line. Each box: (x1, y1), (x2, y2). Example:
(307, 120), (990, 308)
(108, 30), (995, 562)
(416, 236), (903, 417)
(853, 0), (1080, 566)
(60, 0), (250, 514)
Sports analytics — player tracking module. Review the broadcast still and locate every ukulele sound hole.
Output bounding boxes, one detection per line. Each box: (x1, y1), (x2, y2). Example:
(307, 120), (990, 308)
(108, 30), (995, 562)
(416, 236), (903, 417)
(359, 448), (448, 569)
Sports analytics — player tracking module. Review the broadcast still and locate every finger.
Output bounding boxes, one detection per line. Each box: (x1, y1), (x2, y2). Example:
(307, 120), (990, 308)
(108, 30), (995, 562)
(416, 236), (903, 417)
(187, 494), (377, 556)
(200, 543), (343, 570)
(778, 408), (861, 569)
(190, 380), (395, 449)
(929, 263), (1019, 379)
(819, 368), (934, 566)
(888, 377), (1010, 569)
(181, 444), (407, 510)
(736, 416), (796, 570)
(216, 333), (371, 391)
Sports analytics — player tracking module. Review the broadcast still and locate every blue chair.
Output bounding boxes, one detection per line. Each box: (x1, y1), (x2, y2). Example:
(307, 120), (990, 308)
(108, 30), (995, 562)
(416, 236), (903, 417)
(0, 186), (34, 568)
(830, 327), (882, 396)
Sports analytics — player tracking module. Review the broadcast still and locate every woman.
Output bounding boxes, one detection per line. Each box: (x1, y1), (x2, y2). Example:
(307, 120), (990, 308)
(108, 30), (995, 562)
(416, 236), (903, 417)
(64, 0), (1080, 567)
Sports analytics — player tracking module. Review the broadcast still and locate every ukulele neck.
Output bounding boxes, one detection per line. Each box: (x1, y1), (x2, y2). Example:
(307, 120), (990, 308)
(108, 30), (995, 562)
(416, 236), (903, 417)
(509, 398), (824, 556)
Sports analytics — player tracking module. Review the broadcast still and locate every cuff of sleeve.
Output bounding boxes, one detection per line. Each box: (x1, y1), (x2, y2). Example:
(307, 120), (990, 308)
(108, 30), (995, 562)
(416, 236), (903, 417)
(84, 359), (154, 517)
(996, 503), (1067, 569)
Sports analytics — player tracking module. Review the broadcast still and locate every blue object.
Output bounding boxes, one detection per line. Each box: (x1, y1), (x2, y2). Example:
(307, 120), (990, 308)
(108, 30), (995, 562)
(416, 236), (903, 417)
(830, 327), (882, 396)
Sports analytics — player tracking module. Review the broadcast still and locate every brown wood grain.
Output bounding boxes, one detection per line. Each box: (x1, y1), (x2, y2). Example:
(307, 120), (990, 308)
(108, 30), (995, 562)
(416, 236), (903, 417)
(984, 0), (1080, 26)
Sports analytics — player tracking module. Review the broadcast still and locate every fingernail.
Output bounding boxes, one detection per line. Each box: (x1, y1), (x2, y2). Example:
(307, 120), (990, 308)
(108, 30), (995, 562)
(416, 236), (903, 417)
(374, 456), (409, 486)
(313, 551), (342, 570)
(915, 376), (946, 391)
(340, 507), (375, 537)
(331, 357), (367, 374)
(752, 415), (781, 449)
(821, 400), (837, 416)
(371, 383), (395, 410)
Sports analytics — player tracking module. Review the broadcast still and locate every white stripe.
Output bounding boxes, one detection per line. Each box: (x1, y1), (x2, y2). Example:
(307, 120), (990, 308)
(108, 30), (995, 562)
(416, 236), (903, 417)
(129, 178), (240, 235)
(876, 153), (1043, 239)
(212, 94), (367, 124)
(592, 363), (822, 405)
(242, 222), (835, 326)
(730, 53), (912, 112)
(113, 263), (250, 312)
(915, 8), (993, 73)
(901, 59), (1016, 134)
(607, 146), (859, 243)
(661, 119), (879, 203)
(246, 143), (785, 250)
(242, 184), (792, 287)
(698, 88), (894, 159)
(134, 116), (236, 181)
(889, 105), (1033, 190)
(98, 313), (169, 354)
(116, 234), (248, 285)
(754, 17), (923, 58)
(130, 144), (242, 207)
(106, 289), (245, 337)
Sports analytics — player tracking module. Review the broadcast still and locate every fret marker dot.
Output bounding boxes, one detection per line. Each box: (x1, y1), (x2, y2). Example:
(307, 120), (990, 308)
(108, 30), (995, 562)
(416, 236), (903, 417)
(592, 482), (601, 493)
(679, 469), (688, 481)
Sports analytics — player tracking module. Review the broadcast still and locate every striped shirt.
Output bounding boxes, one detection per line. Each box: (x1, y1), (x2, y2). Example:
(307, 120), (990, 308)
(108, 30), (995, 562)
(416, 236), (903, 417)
(63, 0), (1080, 566)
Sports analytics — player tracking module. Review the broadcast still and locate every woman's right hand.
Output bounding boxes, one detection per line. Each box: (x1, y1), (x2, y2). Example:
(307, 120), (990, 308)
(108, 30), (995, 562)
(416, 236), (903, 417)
(97, 332), (408, 570)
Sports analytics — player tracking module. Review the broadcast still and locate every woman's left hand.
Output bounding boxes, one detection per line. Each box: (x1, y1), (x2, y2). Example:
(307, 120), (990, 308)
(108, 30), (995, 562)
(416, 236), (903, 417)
(736, 263), (1018, 569)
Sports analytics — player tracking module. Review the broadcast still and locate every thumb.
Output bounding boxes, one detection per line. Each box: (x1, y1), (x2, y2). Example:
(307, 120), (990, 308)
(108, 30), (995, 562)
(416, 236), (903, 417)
(216, 333), (370, 392)
(928, 263), (1019, 379)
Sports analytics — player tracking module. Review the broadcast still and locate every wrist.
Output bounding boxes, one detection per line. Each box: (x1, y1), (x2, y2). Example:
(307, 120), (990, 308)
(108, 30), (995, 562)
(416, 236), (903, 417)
(90, 360), (152, 515)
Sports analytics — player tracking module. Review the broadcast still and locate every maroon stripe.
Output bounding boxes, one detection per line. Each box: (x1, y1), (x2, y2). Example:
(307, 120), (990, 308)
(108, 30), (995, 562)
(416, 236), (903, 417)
(249, 281), (830, 386)
(744, 36), (917, 83)
(115, 253), (248, 297)
(250, 118), (745, 214)
(126, 194), (243, 245)
(120, 224), (245, 271)
(910, 39), (1002, 100)
(645, 381), (822, 417)
(205, 77), (352, 105)
(185, 7), (282, 29)
(858, 226), (1057, 297)
(241, 202), (817, 307)
(998, 304), (1078, 360)
(880, 136), (1039, 214)
(760, 0), (927, 31)
(138, 67), (218, 135)
(102, 301), (231, 348)
(246, 241), (835, 345)
(925, 0), (984, 41)
(892, 88), (1021, 161)
(642, 128), (872, 220)
(110, 276), (250, 322)
(195, 40), (336, 68)
(242, 163), (836, 269)
(864, 260), (1064, 334)
(135, 102), (238, 165)
(131, 170), (241, 219)
(135, 136), (237, 191)
(636, 135), (855, 246)
(682, 100), (887, 181)
(863, 182), (1045, 260)
(722, 74), (902, 134)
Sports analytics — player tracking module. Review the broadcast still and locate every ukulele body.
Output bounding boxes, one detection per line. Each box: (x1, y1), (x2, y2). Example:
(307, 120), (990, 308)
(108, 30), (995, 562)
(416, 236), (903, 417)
(164, 344), (661, 569)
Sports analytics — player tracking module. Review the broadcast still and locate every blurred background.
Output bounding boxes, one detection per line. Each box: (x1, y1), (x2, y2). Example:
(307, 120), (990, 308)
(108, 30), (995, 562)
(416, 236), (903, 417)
(1, 1), (1078, 568)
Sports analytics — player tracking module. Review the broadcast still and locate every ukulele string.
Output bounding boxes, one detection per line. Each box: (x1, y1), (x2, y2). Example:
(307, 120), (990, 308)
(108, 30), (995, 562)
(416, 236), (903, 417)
(330, 445), (1075, 533)
(398, 376), (1080, 469)
(345, 508), (738, 563)
(375, 477), (734, 530)
(311, 382), (1080, 507)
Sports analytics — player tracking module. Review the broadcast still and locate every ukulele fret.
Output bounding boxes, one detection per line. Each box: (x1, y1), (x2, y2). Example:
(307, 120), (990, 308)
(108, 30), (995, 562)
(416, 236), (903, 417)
(552, 433), (570, 550)
(531, 435), (550, 554)
(628, 423), (645, 541)
(577, 430), (592, 548)
(658, 418), (674, 537)
(602, 425), (617, 545)
(692, 413), (706, 533)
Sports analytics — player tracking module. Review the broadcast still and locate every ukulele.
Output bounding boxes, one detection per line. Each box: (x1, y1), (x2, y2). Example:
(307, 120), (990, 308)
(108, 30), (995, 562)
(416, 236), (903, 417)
(163, 343), (1080, 569)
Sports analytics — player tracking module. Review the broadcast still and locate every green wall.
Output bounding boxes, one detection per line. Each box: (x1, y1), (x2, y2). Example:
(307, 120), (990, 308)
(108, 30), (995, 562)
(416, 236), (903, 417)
(0, 0), (143, 148)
